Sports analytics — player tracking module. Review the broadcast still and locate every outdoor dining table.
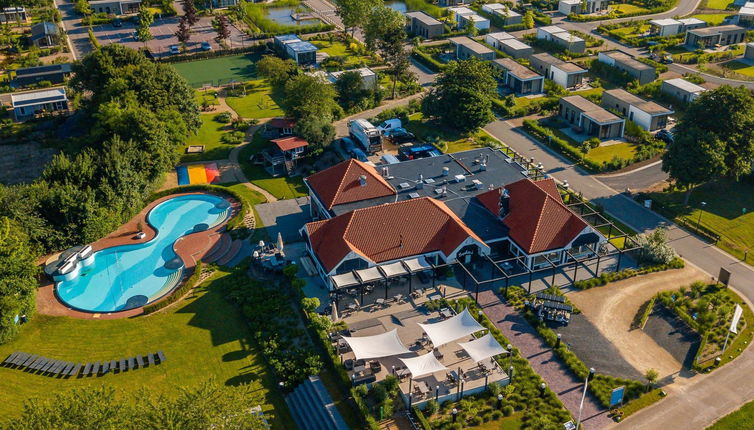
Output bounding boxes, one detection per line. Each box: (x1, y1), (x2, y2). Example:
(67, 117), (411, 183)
(416, 380), (430, 394)
(440, 308), (453, 319)
(376, 298), (385, 306)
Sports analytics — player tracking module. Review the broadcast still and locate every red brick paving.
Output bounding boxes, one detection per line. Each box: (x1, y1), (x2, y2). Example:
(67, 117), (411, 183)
(36, 192), (238, 320)
(477, 290), (612, 430)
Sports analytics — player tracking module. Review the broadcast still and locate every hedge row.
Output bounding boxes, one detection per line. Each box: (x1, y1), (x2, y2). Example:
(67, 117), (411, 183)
(160, 44), (266, 64)
(412, 407), (432, 430)
(351, 388), (380, 430)
(568, 3), (673, 22)
(142, 261), (203, 315)
(150, 184), (250, 232)
(522, 119), (602, 172)
(632, 296), (656, 330)
(573, 257), (685, 289)
(411, 48), (446, 72)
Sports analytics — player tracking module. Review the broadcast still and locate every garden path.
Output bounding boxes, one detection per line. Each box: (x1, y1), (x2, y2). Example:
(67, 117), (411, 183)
(227, 125), (278, 203)
(477, 290), (612, 430)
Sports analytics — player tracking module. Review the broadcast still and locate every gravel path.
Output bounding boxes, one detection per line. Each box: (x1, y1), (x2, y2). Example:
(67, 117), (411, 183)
(478, 290), (612, 430)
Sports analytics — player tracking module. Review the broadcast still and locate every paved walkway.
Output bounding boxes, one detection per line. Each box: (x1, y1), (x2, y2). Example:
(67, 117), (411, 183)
(227, 128), (278, 203)
(477, 290), (611, 430)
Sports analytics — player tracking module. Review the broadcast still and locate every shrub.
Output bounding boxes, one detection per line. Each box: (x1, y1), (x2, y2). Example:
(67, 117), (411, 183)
(215, 112), (232, 123)
(425, 399), (439, 416)
(221, 130), (245, 145)
(503, 405), (514, 416)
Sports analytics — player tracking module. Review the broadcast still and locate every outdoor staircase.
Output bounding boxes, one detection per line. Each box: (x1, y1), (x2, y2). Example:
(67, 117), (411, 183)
(285, 375), (349, 430)
(215, 239), (243, 266)
(203, 234), (232, 264)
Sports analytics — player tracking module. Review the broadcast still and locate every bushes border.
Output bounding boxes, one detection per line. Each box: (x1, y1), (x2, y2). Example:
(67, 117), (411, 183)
(142, 261), (203, 315)
(572, 257), (685, 290)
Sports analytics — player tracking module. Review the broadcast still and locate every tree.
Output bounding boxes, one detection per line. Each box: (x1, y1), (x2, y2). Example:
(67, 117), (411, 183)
(283, 74), (342, 120)
(0, 217), (38, 344)
(421, 57), (498, 132)
(183, 0), (199, 26)
(645, 368), (659, 391)
(365, 5), (414, 99)
(175, 15), (191, 46)
(256, 55), (299, 87)
(335, 70), (368, 111)
(335, 0), (381, 36)
(635, 228), (677, 265)
(75, 0), (92, 15)
(136, 4), (154, 47)
(295, 114), (336, 149)
(215, 14), (230, 43)
(464, 19), (478, 37)
(523, 10), (535, 29)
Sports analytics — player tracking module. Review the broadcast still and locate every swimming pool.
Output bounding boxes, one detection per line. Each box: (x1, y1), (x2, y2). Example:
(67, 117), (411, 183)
(55, 194), (231, 313)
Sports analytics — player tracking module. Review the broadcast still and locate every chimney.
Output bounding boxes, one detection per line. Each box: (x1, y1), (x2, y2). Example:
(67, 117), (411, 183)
(442, 166), (450, 176)
(442, 185), (447, 197)
(382, 167), (389, 177)
(416, 174), (424, 190)
(498, 188), (510, 218)
(359, 175), (367, 187)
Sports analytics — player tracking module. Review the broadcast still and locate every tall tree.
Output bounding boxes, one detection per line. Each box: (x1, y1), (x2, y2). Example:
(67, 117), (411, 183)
(523, 10), (535, 29)
(421, 57), (498, 132)
(0, 217), (39, 344)
(335, 70), (367, 111)
(215, 14), (230, 43)
(335, 0), (381, 36)
(175, 15), (191, 46)
(256, 55), (299, 86)
(365, 5), (413, 99)
(183, 0), (199, 26)
(136, 4), (154, 47)
(283, 74), (342, 120)
(662, 85), (754, 203)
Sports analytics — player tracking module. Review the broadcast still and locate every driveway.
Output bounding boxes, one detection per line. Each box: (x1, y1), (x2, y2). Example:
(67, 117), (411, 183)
(255, 197), (311, 243)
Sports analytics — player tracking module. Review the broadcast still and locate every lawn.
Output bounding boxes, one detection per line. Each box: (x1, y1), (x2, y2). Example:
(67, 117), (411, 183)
(586, 142), (638, 164)
(644, 176), (754, 261)
(722, 60), (754, 77)
(171, 53), (261, 88)
(237, 131), (308, 200)
(310, 40), (373, 68)
(709, 397), (754, 429)
(609, 3), (651, 14)
(404, 112), (492, 153)
(691, 13), (732, 25)
(195, 89), (220, 107)
(179, 114), (238, 163)
(706, 0), (733, 9)
(0, 272), (294, 428)
(225, 79), (284, 119)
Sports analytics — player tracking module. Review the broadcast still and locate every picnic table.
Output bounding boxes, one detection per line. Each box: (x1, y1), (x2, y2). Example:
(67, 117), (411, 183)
(375, 298), (385, 306)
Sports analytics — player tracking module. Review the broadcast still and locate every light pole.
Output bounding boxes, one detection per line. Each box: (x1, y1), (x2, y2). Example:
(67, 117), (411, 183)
(697, 201), (706, 231)
(576, 368), (596, 430)
(507, 344), (513, 369)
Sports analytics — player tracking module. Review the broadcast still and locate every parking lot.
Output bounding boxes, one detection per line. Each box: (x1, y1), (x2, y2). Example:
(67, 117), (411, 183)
(66, 15), (249, 59)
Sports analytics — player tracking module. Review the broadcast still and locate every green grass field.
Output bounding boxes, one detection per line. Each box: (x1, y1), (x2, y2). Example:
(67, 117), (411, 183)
(311, 40), (373, 68)
(691, 13), (732, 25)
(645, 176), (754, 261)
(171, 53), (262, 88)
(706, 0), (733, 9)
(609, 3), (650, 14)
(722, 60), (754, 77)
(709, 396), (754, 429)
(587, 142), (638, 164)
(0, 272), (294, 428)
(404, 113), (489, 153)
(225, 79), (284, 119)
(237, 132), (308, 200)
(179, 114), (238, 163)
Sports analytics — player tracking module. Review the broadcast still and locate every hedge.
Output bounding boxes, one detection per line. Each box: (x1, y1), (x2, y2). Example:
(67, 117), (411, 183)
(412, 406), (432, 429)
(573, 257), (685, 289)
(150, 184), (250, 232)
(351, 387), (380, 430)
(411, 48), (446, 72)
(632, 296), (656, 330)
(142, 261), (203, 315)
(160, 44), (266, 64)
(522, 119), (602, 172)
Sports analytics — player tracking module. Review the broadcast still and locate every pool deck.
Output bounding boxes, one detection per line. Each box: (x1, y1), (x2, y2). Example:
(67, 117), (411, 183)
(36, 192), (240, 320)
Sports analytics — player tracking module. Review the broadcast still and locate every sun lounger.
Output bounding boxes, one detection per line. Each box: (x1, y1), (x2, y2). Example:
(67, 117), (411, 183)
(147, 354), (155, 367)
(127, 357), (135, 370)
(3, 352), (18, 366)
(68, 363), (81, 377)
(59, 362), (73, 376)
(156, 351), (166, 364)
(47, 360), (62, 374)
(119, 358), (126, 371)
(12, 352), (28, 367)
(32, 358), (48, 371)
(44, 360), (59, 373)
(100, 361), (110, 374)
(109, 359), (117, 371)
(21, 354), (38, 368)
(82, 363), (92, 376)
(136, 355), (144, 368)
(91, 362), (100, 375)
(54, 361), (69, 376)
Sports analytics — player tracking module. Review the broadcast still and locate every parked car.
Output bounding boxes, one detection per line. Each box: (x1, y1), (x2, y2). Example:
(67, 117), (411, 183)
(383, 127), (415, 144)
(377, 118), (402, 133)
(113, 18), (122, 27)
(201, 41), (212, 51)
(169, 45), (180, 55)
(398, 143), (442, 161)
(340, 137), (368, 162)
(655, 129), (674, 144)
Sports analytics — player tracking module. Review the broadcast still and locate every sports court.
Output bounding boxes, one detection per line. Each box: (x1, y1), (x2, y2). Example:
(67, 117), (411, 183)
(171, 53), (262, 87)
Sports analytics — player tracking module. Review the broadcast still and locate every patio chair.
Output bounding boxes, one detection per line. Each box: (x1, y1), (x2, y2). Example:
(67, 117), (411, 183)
(68, 363), (82, 377)
(136, 355), (144, 368)
(156, 351), (166, 364)
(147, 354), (155, 367)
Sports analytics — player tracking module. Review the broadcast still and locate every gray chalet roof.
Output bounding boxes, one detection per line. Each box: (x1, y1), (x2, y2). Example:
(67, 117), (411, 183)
(406, 11), (442, 25)
(30, 22), (58, 41)
(493, 58), (541, 80)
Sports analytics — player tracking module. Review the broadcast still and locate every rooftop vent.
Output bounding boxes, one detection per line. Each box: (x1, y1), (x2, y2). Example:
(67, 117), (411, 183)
(359, 175), (367, 187)
(408, 192), (421, 199)
(472, 179), (483, 189)
(454, 174), (466, 183)
(398, 182), (411, 190)
(442, 166), (450, 176)
(425, 178), (436, 184)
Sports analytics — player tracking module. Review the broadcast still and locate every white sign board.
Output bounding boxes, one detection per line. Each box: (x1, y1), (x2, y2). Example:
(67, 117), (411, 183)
(730, 304), (743, 334)
(644, 199), (652, 209)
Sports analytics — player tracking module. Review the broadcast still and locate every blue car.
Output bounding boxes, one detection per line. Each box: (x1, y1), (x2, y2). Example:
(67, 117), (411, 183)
(201, 41), (212, 51)
(340, 137), (368, 162)
(398, 144), (442, 161)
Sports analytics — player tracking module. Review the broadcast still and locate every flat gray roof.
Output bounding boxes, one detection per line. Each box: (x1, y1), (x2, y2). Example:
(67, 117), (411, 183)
(500, 39), (532, 51)
(604, 89), (672, 115)
(602, 51), (653, 71)
(449, 36), (494, 55)
(406, 11), (442, 26)
(689, 24), (745, 36)
(663, 78), (706, 94)
(493, 58), (541, 80)
(562, 95), (622, 124)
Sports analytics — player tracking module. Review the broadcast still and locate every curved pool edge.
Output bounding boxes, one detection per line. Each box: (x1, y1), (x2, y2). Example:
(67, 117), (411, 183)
(46, 191), (239, 318)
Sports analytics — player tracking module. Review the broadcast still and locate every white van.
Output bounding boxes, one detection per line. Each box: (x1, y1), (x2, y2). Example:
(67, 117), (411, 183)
(377, 118), (402, 133)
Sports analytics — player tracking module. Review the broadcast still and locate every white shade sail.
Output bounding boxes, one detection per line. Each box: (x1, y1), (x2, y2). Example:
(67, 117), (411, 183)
(342, 329), (411, 360)
(418, 308), (486, 347)
(355, 267), (384, 283)
(399, 353), (448, 378)
(402, 257), (433, 273)
(458, 333), (507, 363)
(379, 261), (409, 278)
(331, 272), (359, 289)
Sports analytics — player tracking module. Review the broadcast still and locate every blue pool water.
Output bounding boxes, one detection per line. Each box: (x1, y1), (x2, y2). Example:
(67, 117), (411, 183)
(56, 194), (230, 312)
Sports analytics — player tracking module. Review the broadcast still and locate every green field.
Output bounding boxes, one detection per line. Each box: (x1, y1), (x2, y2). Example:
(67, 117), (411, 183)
(404, 112), (491, 153)
(587, 142), (638, 164)
(609, 3), (651, 14)
(171, 53), (262, 88)
(225, 79), (285, 119)
(238, 132), (308, 199)
(311, 40), (374, 68)
(706, 0), (733, 9)
(195, 89), (220, 107)
(709, 397), (754, 429)
(0, 272), (293, 428)
(179, 114), (239, 163)
(645, 176), (754, 261)
(723, 60), (754, 77)
(691, 13), (732, 25)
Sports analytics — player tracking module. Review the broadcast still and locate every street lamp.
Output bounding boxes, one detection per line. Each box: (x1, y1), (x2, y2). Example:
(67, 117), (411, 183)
(539, 382), (547, 397)
(507, 344), (513, 369)
(576, 368), (596, 430)
(497, 393), (504, 409)
(452, 408), (458, 422)
(697, 201), (707, 231)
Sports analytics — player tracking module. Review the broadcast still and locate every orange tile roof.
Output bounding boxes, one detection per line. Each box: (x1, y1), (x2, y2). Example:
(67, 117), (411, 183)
(272, 136), (308, 151)
(304, 197), (486, 273)
(477, 179), (588, 254)
(305, 159), (396, 210)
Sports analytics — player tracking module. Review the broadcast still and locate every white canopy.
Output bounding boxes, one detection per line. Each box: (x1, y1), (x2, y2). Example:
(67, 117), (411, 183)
(399, 353), (448, 378)
(355, 267), (384, 283)
(342, 329), (411, 360)
(402, 257), (433, 273)
(458, 333), (507, 363)
(379, 261), (409, 278)
(419, 308), (486, 347)
(331, 272), (359, 289)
